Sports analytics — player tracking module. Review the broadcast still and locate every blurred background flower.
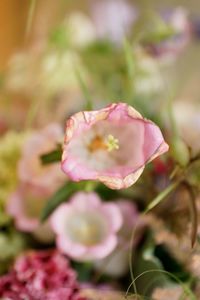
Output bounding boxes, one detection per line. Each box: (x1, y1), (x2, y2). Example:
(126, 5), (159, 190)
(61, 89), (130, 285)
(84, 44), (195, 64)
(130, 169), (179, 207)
(51, 192), (122, 261)
(0, 250), (86, 300)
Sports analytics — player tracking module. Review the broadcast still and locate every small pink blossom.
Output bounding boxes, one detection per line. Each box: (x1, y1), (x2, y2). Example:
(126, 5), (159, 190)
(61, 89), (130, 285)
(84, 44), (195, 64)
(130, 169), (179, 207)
(147, 7), (191, 60)
(7, 184), (54, 243)
(0, 250), (86, 300)
(51, 192), (122, 261)
(62, 103), (168, 189)
(91, 0), (138, 44)
(18, 123), (65, 193)
(94, 200), (140, 277)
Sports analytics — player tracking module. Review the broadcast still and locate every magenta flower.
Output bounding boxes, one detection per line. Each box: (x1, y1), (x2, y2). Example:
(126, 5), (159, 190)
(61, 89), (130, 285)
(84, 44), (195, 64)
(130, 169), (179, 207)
(51, 192), (122, 261)
(18, 123), (65, 193)
(0, 250), (86, 300)
(62, 103), (169, 189)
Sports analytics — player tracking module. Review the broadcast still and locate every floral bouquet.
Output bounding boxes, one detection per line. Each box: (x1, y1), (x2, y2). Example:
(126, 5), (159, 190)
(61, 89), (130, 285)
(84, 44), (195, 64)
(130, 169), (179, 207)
(0, 0), (200, 299)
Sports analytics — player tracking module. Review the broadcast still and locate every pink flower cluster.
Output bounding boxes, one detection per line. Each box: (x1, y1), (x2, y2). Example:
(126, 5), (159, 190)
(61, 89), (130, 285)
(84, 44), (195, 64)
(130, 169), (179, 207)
(0, 250), (86, 300)
(7, 124), (66, 242)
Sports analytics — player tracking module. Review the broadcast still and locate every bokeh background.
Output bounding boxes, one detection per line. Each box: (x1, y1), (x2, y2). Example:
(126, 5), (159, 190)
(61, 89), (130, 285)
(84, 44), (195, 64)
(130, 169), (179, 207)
(0, 1), (200, 299)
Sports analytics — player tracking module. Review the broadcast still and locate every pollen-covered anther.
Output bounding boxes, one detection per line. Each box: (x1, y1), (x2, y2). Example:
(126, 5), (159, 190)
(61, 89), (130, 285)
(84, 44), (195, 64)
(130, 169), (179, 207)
(88, 135), (107, 152)
(105, 134), (119, 152)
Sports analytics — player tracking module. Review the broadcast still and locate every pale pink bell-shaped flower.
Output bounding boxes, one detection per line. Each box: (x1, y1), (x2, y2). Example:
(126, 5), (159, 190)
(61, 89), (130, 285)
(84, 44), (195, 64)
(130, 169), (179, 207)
(18, 123), (66, 193)
(51, 192), (122, 261)
(62, 103), (169, 189)
(7, 184), (54, 243)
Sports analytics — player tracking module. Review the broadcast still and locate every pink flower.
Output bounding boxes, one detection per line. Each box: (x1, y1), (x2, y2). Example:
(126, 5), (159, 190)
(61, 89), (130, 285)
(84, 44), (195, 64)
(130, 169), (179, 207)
(91, 0), (138, 44)
(62, 103), (169, 189)
(94, 200), (140, 277)
(51, 192), (122, 261)
(18, 123), (66, 193)
(0, 250), (86, 300)
(147, 7), (191, 60)
(7, 184), (54, 243)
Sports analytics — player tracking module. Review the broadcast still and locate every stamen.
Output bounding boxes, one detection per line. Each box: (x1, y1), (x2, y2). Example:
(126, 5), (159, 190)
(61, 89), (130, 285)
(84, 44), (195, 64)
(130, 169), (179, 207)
(88, 134), (119, 153)
(105, 135), (119, 152)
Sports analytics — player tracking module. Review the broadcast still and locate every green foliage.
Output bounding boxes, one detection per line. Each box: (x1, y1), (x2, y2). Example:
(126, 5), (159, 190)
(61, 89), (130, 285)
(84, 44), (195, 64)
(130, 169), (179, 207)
(49, 25), (70, 49)
(72, 261), (93, 282)
(41, 181), (91, 221)
(40, 144), (62, 165)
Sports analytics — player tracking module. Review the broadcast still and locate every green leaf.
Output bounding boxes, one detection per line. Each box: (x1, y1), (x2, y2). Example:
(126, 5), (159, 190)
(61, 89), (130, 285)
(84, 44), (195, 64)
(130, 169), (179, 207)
(40, 181), (89, 222)
(72, 262), (93, 282)
(131, 243), (168, 296)
(48, 25), (69, 49)
(40, 145), (62, 165)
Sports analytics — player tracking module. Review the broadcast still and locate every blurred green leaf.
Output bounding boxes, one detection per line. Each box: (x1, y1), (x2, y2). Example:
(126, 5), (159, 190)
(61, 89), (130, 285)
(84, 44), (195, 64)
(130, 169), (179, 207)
(49, 25), (69, 49)
(72, 261), (93, 282)
(171, 138), (190, 167)
(132, 240), (168, 296)
(41, 181), (91, 222)
(154, 245), (190, 282)
(186, 158), (200, 188)
(139, 12), (175, 44)
(40, 144), (62, 165)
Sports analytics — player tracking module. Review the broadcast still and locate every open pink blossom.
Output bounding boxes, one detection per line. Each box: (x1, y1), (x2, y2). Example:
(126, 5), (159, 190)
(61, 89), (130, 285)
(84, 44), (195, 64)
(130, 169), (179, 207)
(62, 103), (169, 189)
(7, 184), (54, 243)
(51, 192), (122, 261)
(18, 123), (66, 192)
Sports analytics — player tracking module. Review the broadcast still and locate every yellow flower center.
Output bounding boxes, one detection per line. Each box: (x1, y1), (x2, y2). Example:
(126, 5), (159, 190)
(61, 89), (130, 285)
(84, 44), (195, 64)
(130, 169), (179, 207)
(70, 217), (103, 246)
(105, 134), (119, 152)
(88, 134), (119, 153)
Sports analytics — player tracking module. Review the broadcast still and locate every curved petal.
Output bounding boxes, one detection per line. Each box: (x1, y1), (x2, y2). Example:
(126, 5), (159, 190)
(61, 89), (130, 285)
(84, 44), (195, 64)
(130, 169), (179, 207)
(103, 203), (123, 231)
(98, 166), (145, 189)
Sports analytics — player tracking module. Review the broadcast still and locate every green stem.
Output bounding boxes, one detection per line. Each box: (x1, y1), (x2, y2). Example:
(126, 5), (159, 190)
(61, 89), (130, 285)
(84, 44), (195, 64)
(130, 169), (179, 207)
(25, 0), (37, 39)
(144, 180), (180, 214)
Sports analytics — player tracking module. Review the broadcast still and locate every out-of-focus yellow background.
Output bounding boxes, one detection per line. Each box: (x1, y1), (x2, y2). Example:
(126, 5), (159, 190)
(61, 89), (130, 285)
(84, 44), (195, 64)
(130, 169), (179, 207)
(0, 0), (199, 69)
(0, 0), (200, 104)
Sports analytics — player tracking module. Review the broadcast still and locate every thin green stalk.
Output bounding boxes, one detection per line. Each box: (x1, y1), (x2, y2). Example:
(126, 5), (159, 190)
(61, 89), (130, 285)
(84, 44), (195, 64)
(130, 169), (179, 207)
(144, 180), (180, 214)
(26, 0), (37, 39)
(123, 38), (136, 104)
(126, 269), (196, 300)
(75, 68), (93, 110)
